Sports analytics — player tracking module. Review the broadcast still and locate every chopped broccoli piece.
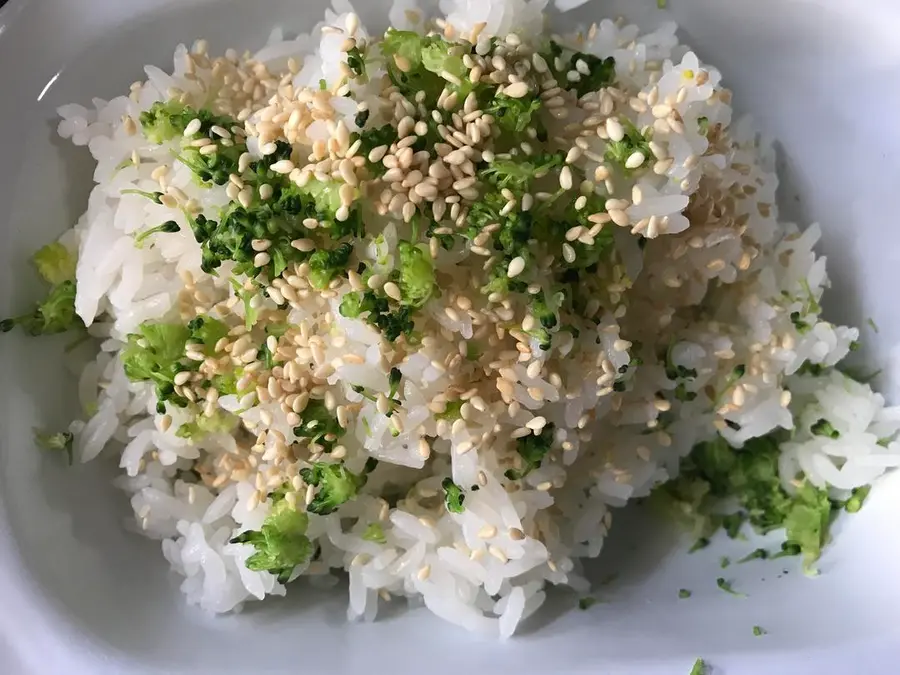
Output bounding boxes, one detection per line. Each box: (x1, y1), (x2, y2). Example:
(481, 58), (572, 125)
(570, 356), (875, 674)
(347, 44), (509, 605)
(783, 481), (833, 574)
(176, 409), (238, 439)
(753, 625), (767, 637)
(1, 280), (81, 336)
(843, 485), (871, 513)
(678, 589), (692, 599)
(380, 30), (464, 101)
(230, 498), (312, 583)
(353, 124), (399, 176)
(485, 94), (543, 135)
(292, 399), (346, 452)
(603, 118), (653, 171)
(396, 242), (435, 307)
(32, 242), (76, 285)
(308, 243), (354, 290)
(716, 577), (746, 598)
(34, 430), (74, 465)
(578, 596), (598, 610)
(719, 556), (731, 569)
(346, 45), (367, 79)
(505, 423), (556, 480)
(139, 100), (194, 144)
(338, 290), (416, 342)
(362, 522), (387, 543)
(542, 41), (616, 97)
(810, 418), (840, 439)
(689, 659), (707, 675)
(441, 478), (466, 513)
(121, 321), (192, 409)
(435, 400), (464, 422)
(737, 548), (769, 564)
(478, 152), (564, 193)
(299, 461), (367, 515)
(135, 220), (180, 246)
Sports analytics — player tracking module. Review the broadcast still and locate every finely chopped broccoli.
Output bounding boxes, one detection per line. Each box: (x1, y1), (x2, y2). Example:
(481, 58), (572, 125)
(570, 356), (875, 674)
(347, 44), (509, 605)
(10, 3), (900, 636)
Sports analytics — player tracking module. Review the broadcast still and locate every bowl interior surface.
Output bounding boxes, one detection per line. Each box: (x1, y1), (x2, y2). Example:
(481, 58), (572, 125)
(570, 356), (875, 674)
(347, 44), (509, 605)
(2, 0), (900, 673)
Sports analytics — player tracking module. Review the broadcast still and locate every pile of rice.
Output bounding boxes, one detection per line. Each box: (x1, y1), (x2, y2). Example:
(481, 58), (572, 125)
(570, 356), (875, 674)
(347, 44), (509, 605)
(48, 0), (900, 637)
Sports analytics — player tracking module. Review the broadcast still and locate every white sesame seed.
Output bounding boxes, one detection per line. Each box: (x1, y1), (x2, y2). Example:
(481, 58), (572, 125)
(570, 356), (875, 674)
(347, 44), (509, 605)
(524, 417), (547, 434)
(504, 81), (530, 99)
(559, 166), (573, 190)
(271, 159), (295, 174)
(478, 524), (497, 539)
(383, 282), (402, 301)
(253, 252), (271, 267)
(183, 118), (202, 136)
(562, 242), (576, 263)
(606, 118), (625, 142)
(625, 151), (646, 169)
(507, 256), (526, 278)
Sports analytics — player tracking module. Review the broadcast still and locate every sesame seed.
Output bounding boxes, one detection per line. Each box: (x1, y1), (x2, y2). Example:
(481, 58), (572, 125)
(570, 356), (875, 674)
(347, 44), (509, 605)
(271, 159), (295, 174)
(183, 118), (202, 136)
(559, 166), (573, 190)
(383, 281), (402, 301)
(507, 256), (526, 278)
(606, 118), (625, 142)
(625, 151), (646, 169)
(504, 81), (529, 98)
(526, 416), (547, 431)
(417, 565), (431, 581)
(253, 252), (271, 267)
(478, 524), (497, 539)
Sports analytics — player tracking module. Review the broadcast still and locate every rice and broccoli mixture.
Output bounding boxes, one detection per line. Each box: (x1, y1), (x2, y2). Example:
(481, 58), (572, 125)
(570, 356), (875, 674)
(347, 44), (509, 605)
(5, 0), (900, 637)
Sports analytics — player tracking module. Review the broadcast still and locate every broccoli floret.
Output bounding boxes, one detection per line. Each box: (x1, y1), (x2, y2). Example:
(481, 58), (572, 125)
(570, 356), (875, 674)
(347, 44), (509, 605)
(299, 461), (368, 515)
(292, 399), (346, 452)
(435, 400), (464, 422)
(139, 100), (196, 144)
(176, 409), (238, 439)
(526, 292), (558, 350)
(505, 423), (556, 480)
(362, 522), (387, 543)
(121, 321), (192, 410)
(135, 220), (180, 247)
(478, 153), (564, 192)
(441, 478), (466, 513)
(307, 243), (354, 290)
(230, 498), (313, 583)
(339, 291), (416, 342)
(396, 242), (435, 307)
(542, 41), (616, 98)
(810, 418), (840, 439)
(32, 242), (76, 285)
(604, 118), (653, 171)
(34, 430), (74, 465)
(380, 30), (466, 101)
(1, 280), (81, 336)
(139, 100), (236, 146)
(346, 45), (367, 79)
(353, 125), (400, 177)
(485, 94), (543, 135)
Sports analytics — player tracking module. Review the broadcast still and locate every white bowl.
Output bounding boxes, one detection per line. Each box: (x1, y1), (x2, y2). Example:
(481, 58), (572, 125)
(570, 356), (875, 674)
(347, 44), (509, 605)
(2, 0), (900, 672)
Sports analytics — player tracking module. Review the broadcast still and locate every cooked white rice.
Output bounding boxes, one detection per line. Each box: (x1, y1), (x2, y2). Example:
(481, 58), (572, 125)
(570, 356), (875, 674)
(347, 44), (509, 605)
(49, 0), (900, 637)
